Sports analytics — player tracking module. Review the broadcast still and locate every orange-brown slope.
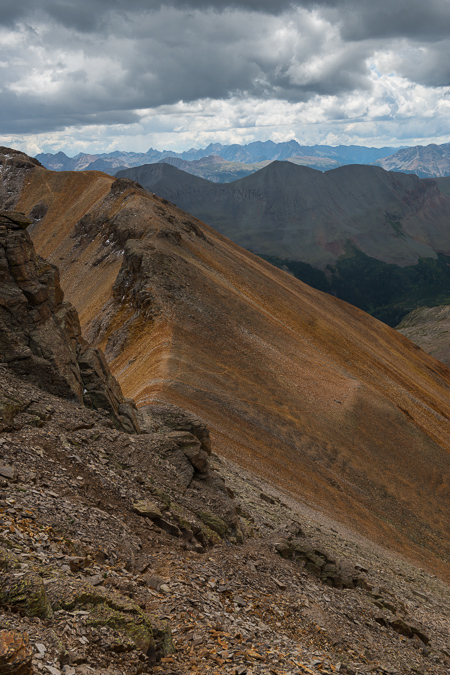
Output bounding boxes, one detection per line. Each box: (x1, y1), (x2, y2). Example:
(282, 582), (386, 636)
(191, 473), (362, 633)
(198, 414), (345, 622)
(15, 166), (450, 576)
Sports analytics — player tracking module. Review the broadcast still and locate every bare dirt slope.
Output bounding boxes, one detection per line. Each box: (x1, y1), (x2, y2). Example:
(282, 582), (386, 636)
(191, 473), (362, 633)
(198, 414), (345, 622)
(397, 305), (450, 367)
(3, 149), (450, 581)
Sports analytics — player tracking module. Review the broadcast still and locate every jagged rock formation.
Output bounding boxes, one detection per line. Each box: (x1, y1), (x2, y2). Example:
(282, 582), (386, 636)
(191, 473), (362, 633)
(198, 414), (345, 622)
(0, 210), (139, 432)
(138, 404), (212, 487)
(0, 148), (43, 211)
(275, 539), (362, 589)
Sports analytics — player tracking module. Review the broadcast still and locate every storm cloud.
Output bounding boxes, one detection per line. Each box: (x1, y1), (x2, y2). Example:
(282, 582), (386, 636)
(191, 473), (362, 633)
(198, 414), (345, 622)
(1, 0), (450, 153)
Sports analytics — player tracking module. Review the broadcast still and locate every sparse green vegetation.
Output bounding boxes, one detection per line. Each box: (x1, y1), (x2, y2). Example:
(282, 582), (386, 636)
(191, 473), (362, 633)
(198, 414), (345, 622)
(197, 511), (230, 538)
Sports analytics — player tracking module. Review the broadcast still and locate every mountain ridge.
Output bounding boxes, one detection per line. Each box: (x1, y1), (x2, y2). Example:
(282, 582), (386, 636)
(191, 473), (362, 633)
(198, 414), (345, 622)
(116, 160), (450, 268)
(374, 142), (450, 177)
(3, 148), (450, 582)
(35, 140), (400, 177)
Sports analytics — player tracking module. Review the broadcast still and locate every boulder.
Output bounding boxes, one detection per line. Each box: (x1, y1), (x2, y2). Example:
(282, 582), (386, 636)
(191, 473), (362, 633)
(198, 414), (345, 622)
(0, 630), (33, 675)
(389, 618), (430, 645)
(0, 547), (53, 619)
(132, 500), (162, 519)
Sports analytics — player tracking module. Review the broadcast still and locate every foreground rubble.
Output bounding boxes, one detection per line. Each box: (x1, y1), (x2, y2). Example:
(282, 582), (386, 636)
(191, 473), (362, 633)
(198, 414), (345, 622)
(2, 365), (450, 675)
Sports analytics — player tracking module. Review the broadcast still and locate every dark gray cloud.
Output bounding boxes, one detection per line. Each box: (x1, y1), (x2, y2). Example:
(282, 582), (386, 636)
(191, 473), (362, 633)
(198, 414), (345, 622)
(1, 0), (450, 148)
(4, 0), (450, 38)
(0, 6), (374, 134)
(329, 1), (450, 41)
(0, 0), (296, 30)
(0, 87), (141, 135)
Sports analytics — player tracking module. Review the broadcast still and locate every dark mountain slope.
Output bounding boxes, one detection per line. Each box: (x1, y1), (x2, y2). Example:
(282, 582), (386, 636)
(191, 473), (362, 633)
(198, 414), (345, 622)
(116, 161), (450, 268)
(158, 155), (279, 182)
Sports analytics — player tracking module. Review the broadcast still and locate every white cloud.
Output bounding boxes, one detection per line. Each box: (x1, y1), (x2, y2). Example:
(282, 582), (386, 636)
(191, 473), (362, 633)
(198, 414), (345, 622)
(1, 1), (450, 152)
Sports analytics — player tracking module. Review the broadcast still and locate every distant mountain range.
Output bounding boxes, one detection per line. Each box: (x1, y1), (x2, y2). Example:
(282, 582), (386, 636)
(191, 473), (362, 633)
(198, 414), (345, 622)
(374, 143), (450, 177)
(36, 140), (450, 181)
(35, 140), (400, 179)
(117, 160), (450, 325)
(157, 154), (344, 182)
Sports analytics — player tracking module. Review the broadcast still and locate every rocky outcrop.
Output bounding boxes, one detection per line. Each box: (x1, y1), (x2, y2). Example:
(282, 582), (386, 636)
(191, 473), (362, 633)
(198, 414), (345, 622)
(137, 403), (240, 538)
(139, 404), (212, 488)
(0, 211), (139, 432)
(275, 539), (362, 589)
(0, 148), (42, 212)
(140, 403), (211, 443)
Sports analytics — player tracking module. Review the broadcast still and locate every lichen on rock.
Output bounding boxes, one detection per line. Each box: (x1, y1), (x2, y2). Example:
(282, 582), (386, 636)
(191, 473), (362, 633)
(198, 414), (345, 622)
(0, 629), (33, 675)
(0, 547), (53, 618)
(46, 580), (173, 660)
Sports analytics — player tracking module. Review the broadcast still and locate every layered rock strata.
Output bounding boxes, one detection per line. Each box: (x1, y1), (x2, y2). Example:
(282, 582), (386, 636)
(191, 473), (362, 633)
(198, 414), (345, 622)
(0, 211), (139, 432)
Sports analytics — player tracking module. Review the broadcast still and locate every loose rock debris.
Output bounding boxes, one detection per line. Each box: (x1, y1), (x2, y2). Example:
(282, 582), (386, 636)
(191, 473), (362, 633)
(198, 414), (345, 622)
(1, 367), (450, 674)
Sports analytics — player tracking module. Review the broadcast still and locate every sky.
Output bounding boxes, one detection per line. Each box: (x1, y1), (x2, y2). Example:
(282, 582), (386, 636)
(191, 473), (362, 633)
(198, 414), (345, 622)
(1, 0), (450, 156)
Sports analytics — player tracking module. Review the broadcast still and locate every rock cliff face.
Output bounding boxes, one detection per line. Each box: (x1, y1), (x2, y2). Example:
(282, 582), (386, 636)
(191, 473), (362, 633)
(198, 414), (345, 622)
(0, 210), (139, 432)
(0, 148), (43, 211)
